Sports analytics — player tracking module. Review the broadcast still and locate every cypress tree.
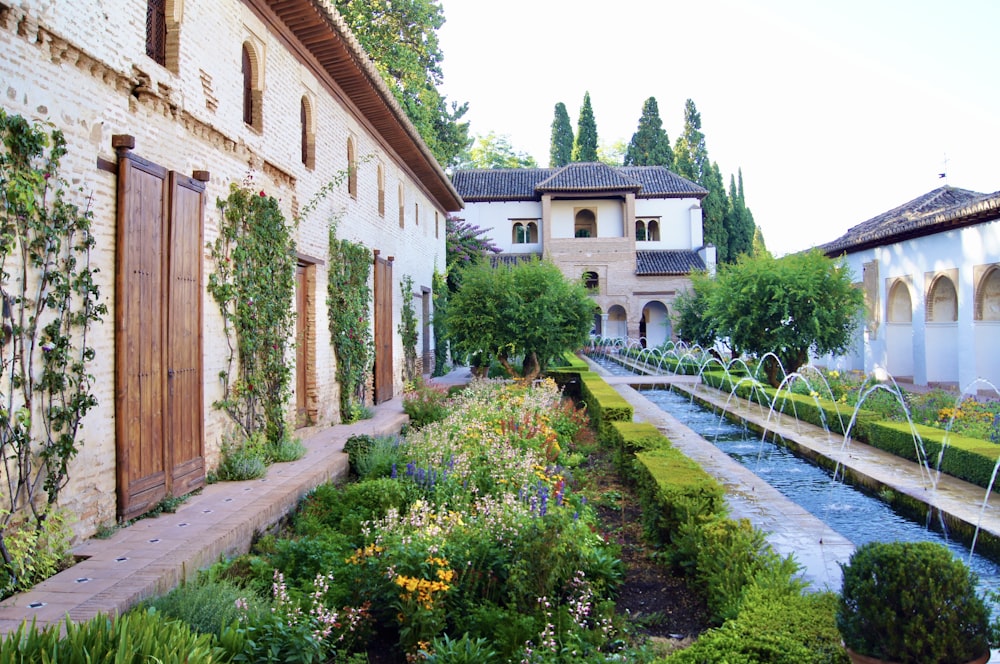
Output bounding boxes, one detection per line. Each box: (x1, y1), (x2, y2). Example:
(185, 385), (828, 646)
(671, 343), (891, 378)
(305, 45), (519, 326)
(549, 102), (574, 167)
(571, 91), (599, 162)
(702, 161), (729, 263)
(624, 97), (673, 167)
(673, 99), (708, 181)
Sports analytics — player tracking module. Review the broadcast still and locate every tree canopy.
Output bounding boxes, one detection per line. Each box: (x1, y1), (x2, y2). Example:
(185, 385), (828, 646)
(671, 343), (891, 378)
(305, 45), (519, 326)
(549, 102), (574, 167)
(571, 92), (599, 162)
(674, 251), (864, 387)
(456, 132), (538, 169)
(333, 0), (470, 168)
(444, 259), (593, 379)
(624, 97), (673, 168)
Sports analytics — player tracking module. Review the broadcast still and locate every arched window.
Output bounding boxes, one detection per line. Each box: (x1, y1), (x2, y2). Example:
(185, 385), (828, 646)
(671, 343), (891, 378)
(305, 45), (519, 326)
(927, 276), (958, 322)
(583, 271), (599, 291)
(976, 266), (1000, 321)
(512, 222), (526, 244)
(647, 219), (660, 241)
(526, 222), (538, 243)
(241, 43), (262, 130)
(435, 212), (440, 239)
(887, 280), (912, 323)
(635, 220), (646, 241)
(347, 137), (357, 198)
(574, 208), (596, 238)
(300, 96), (315, 168)
(377, 164), (385, 216)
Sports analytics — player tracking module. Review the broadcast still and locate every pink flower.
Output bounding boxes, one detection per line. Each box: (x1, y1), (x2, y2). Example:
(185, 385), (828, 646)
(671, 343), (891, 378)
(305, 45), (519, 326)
(259, 190), (266, 197)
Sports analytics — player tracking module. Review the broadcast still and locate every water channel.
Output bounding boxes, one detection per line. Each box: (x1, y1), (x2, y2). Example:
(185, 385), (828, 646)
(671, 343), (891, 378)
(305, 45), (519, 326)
(587, 354), (1000, 593)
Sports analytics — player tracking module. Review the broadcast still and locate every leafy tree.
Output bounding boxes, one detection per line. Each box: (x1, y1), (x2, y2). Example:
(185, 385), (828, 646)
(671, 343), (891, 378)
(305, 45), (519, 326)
(624, 97), (674, 168)
(598, 139), (627, 166)
(571, 91), (599, 162)
(455, 131), (537, 169)
(333, 0), (470, 168)
(692, 251), (864, 387)
(444, 259), (593, 379)
(672, 271), (720, 349)
(549, 102), (574, 167)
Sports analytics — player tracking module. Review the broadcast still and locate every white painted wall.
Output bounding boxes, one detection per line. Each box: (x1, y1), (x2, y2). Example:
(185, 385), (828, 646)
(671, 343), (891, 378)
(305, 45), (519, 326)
(823, 218), (1000, 392)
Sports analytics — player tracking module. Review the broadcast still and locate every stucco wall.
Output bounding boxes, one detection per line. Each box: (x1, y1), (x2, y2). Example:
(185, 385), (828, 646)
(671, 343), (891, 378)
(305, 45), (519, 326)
(821, 219), (1000, 392)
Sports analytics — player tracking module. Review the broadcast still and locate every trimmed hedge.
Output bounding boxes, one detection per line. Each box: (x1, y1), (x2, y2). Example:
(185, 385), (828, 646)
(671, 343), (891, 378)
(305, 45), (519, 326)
(662, 586), (848, 664)
(580, 372), (633, 443)
(700, 370), (1000, 493)
(633, 446), (726, 547)
(854, 419), (1000, 491)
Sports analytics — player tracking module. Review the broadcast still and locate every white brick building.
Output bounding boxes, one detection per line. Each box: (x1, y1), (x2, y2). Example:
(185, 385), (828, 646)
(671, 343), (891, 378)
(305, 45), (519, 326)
(0, 0), (460, 534)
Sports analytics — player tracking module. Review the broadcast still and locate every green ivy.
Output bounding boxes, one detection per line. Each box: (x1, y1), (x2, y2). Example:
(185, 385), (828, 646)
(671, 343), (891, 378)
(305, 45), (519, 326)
(0, 111), (105, 592)
(431, 268), (448, 376)
(327, 237), (373, 421)
(398, 274), (419, 383)
(208, 180), (296, 446)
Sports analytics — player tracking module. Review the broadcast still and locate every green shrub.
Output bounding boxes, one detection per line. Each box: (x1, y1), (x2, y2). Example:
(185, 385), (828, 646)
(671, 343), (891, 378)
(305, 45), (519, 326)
(669, 514), (802, 624)
(422, 632), (500, 663)
(354, 435), (407, 479)
(580, 373), (633, 443)
(664, 586), (847, 664)
(267, 435), (306, 463)
(837, 541), (989, 664)
(633, 448), (726, 547)
(294, 478), (415, 538)
(0, 508), (74, 598)
(144, 577), (266, 636)
(343, 434), (375, 475)
(402, 379), (451, 428)
(0, 609), (225, 664)
(214, 433), (268, 481)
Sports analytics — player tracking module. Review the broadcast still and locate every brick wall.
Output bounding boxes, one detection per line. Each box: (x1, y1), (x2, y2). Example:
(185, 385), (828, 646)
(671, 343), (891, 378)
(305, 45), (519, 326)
(0, 0), (447, 540)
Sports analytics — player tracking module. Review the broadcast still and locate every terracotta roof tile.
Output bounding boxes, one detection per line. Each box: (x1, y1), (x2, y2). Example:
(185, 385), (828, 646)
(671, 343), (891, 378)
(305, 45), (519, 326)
(535, 162), (642, 193)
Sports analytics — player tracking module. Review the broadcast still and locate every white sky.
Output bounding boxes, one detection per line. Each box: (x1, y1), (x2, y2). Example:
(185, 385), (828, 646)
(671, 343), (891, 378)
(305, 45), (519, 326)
(436, 0), (1000, 256)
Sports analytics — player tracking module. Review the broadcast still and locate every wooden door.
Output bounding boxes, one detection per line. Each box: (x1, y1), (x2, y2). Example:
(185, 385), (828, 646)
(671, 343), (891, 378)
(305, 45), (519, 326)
(165, 172), (205, 496)
(295, 264), (308, 425)
(116, 154), (168, 520)
(373, 251), (394, 404)
(116, 153), (205, 521)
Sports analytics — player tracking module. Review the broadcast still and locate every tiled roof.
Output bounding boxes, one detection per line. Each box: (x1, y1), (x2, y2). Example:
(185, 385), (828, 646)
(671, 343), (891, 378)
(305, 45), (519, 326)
(620, 166), (709, 198)
(451, 164), (705, 202)
(490, 253), (539, 267)
(451, 169), (554, 201)
(536, 162), (642, 193)
(635, 250), (706, 275)
(819, 186), (1000, 255)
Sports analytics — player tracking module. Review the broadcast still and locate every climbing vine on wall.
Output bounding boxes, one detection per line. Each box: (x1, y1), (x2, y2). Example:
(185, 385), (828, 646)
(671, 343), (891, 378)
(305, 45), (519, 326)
(327, 236), (373, 421)
(0, 111), (105, 589)
(399, 274), (419, 383)
(432, 268), (448, 376)
(208, 179), (296, 446)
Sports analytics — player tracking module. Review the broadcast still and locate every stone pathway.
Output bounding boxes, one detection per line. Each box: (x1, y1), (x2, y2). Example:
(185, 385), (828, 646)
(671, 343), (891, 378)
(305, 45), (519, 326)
(0, 391), (416, 635)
